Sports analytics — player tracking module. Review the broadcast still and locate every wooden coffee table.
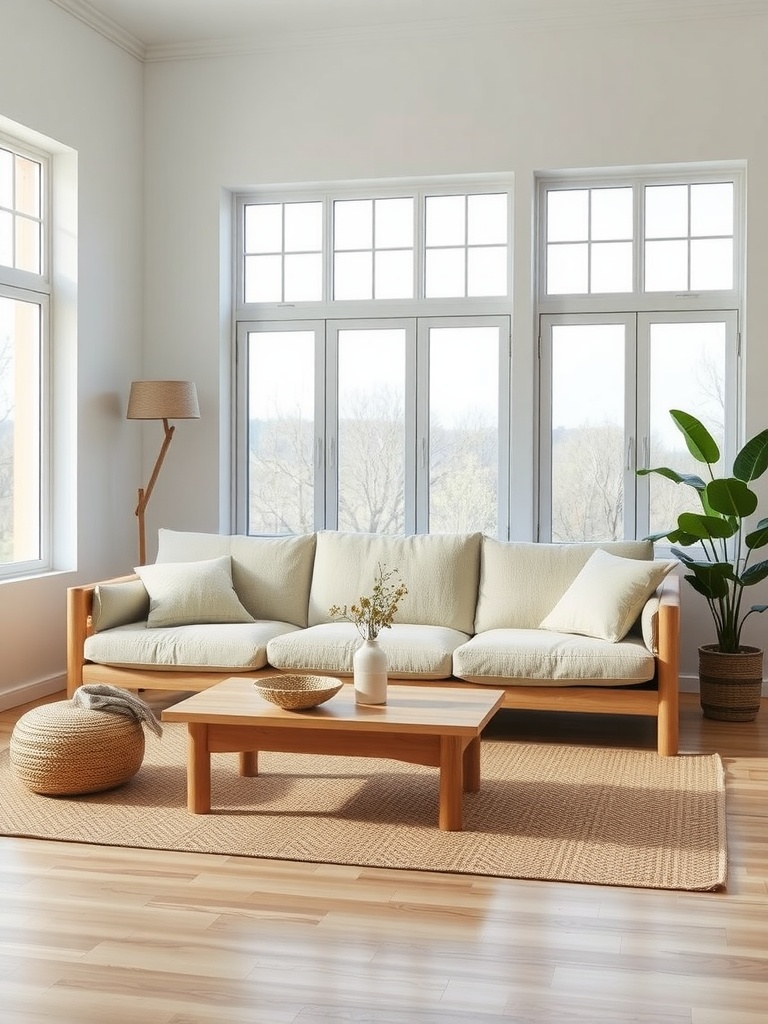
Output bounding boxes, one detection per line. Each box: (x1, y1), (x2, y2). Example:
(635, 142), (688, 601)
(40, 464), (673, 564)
(162, 677), (505, 831)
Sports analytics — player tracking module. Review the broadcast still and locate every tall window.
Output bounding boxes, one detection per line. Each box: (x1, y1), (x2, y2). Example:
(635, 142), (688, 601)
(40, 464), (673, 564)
(235, 180), (512, 538)
(0, 138), (49, 577)
(537, 169), (742, 543)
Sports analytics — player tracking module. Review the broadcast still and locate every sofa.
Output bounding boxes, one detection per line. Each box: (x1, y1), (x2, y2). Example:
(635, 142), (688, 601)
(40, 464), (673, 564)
(67, 529), (680, 755)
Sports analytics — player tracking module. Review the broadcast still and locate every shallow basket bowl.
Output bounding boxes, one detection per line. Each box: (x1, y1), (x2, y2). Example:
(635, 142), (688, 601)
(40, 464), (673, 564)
(253, 674), (344, 711)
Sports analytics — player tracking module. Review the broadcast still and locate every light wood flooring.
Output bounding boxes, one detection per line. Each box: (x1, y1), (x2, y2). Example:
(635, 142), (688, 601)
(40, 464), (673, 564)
(0, 690), (766, 1024)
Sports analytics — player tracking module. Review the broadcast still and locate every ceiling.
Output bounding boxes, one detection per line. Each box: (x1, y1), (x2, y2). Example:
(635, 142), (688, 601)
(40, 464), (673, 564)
(49, 0), (768, 60)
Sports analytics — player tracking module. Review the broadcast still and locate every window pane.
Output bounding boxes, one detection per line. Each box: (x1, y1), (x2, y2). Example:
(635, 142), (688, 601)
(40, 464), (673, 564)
(644, 239), (688, 291)
(334, 199), (372, 250)
(284, 253), (322, 301)
(649, 322), (725, 537)
(244, 204), (281, 253)
(429, 326), (498, 534)
(591, 187), (633, 240)
(425, 248), (465, 297)
(284, 202), (322, 252)
(467, 193), (507, 245)
(337, 329), (405, 533)
(690, 238), (733, 290)
(425, 195), (465, 247)
(244, 253), (282, 302)
(0, 209), (12, 267)
(645, 184), (688, 238)
(15, 217), (40, 275)
(334, 251), (373, 300)
(0, 297), (41, 564)
(375, 198), (413, 248)
(247, 331), (314, 534)
(374, 249), (413, 299)
(547, 242), (588, 294)
(691, 183), (733, 237)
(15, 156), (41, 218)
(467, 247), (507, 296)
(0, 149), (12, 208)
(550, 324), (625, 542)
(591, 241), (632, 293)
(547, 190), (588, 242)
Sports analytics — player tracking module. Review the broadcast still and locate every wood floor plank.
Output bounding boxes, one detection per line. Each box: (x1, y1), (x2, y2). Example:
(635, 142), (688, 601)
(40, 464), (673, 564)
(0, 690), (766, 1023)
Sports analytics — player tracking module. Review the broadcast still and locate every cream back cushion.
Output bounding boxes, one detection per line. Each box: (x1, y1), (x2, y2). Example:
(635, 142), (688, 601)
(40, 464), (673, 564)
(308, 531), (482, 634)
(474, 538), (655, 632)
(156, 529), (316, 627)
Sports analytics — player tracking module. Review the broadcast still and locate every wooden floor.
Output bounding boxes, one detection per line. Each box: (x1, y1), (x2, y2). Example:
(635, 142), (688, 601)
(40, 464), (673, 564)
(0, 690), (766, 1024)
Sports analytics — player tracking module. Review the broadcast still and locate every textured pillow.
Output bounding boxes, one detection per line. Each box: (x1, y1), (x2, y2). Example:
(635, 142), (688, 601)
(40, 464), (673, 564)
(134, 556), (254, 628)
(539, 548), (676, 643)
(92, 579), (150, 632)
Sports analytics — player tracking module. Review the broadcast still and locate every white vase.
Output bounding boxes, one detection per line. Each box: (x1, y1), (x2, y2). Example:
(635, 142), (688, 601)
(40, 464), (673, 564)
(353, 638), (388, 705)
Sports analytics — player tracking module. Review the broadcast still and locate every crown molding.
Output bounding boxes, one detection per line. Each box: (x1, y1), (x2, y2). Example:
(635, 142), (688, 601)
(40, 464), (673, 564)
(142, 0), (768, 63)
(48, 0), (768, 65)
(48, 0), (146, 60)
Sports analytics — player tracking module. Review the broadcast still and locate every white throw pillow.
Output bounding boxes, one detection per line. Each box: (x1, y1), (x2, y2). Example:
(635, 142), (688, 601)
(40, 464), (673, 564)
(135, 556), (254, 628)
(539, 548), (676, 643)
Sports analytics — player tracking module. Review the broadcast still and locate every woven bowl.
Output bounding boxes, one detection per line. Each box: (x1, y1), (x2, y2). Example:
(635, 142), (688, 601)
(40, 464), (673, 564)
(254, 674), (344, 711)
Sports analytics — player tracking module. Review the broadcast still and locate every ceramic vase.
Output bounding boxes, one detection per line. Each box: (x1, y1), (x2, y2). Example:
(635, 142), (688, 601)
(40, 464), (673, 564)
(353, 638), (388, 705)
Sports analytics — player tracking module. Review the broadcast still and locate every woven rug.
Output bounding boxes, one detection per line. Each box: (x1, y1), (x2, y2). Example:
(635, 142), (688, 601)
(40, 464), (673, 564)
(0, 724), (726, 891)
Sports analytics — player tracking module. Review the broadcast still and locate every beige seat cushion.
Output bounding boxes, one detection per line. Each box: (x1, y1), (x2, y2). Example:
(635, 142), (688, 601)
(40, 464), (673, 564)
(267, 623), (470, 679)
(84, 620), (301, 671)
(453, 628), (656, 685)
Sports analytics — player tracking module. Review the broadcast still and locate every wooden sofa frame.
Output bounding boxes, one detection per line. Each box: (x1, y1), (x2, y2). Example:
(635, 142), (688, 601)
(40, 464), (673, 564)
(67, 572), (680, 756)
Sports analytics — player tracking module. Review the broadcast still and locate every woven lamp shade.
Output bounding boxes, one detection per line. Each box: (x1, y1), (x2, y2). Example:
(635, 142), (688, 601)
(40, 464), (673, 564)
(127, 380), (200, 420)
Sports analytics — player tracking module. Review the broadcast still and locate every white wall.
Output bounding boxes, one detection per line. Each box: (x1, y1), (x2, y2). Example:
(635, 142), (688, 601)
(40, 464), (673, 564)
(142, 10), (768, 682)
(4, 4), (768, 704)
(0, 0), (143, 706)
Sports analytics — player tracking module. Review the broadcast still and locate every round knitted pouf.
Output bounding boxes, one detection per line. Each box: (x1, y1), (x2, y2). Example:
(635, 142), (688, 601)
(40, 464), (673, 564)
(9, 701), (146, 796)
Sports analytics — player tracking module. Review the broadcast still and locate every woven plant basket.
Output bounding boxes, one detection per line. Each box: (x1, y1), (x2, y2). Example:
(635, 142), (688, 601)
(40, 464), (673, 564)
(9, 701), (146, 795)
(698, 645), (764, 722)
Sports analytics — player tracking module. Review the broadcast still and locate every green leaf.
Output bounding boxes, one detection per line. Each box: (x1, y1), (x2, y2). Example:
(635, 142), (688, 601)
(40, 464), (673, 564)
(706, 478), (758, 518)
(749, 604), (768, 614)
(685, 572), (729, 600)
(745, 518), (768, 550)
(740, 560), (768, 586)
(636, 466), (707, 492)
(677, 512), (736, 540)
(670, 409), (720, 464)
(733, 428), (768, 482)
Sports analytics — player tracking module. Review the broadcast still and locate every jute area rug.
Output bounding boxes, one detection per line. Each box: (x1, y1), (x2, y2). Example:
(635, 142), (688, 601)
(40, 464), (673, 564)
(0, 724), (726, 891)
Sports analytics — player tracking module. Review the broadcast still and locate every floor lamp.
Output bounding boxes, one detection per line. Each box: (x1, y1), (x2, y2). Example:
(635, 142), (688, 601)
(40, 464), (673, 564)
(127, 380), (200, 565)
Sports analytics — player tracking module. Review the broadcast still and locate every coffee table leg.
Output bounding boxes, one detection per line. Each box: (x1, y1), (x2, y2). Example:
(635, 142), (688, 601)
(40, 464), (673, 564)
(187, 722), (211, 814)
(438, 735), (463, 831)
(463, 736), (481, 792)
(240, 750), (258, 776)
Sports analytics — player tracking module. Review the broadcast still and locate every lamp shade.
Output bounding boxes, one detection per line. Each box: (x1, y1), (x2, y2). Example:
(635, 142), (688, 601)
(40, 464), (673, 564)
(127, 380), (200, 420)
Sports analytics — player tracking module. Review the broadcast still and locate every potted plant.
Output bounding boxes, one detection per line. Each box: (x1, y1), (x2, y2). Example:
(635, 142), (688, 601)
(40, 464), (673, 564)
(638, 410), (768, 721)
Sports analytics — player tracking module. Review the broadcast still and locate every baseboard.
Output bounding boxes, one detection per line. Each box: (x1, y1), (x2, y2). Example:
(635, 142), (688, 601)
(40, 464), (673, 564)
(0, 673), (66, 713)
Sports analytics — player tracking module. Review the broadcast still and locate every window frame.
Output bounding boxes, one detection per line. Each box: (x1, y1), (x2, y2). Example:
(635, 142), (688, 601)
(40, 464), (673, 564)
(537, 166), (744, 316)
(234, 176), (514, 322)
(0, 132), (51, 580)
(234, 314), (511, 538)
(535, 164), (744, 545)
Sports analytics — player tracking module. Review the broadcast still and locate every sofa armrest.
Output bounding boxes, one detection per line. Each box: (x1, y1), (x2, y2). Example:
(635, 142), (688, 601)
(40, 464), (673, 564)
(655, 571), (681, 756)
(66, 575), (140, 697)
